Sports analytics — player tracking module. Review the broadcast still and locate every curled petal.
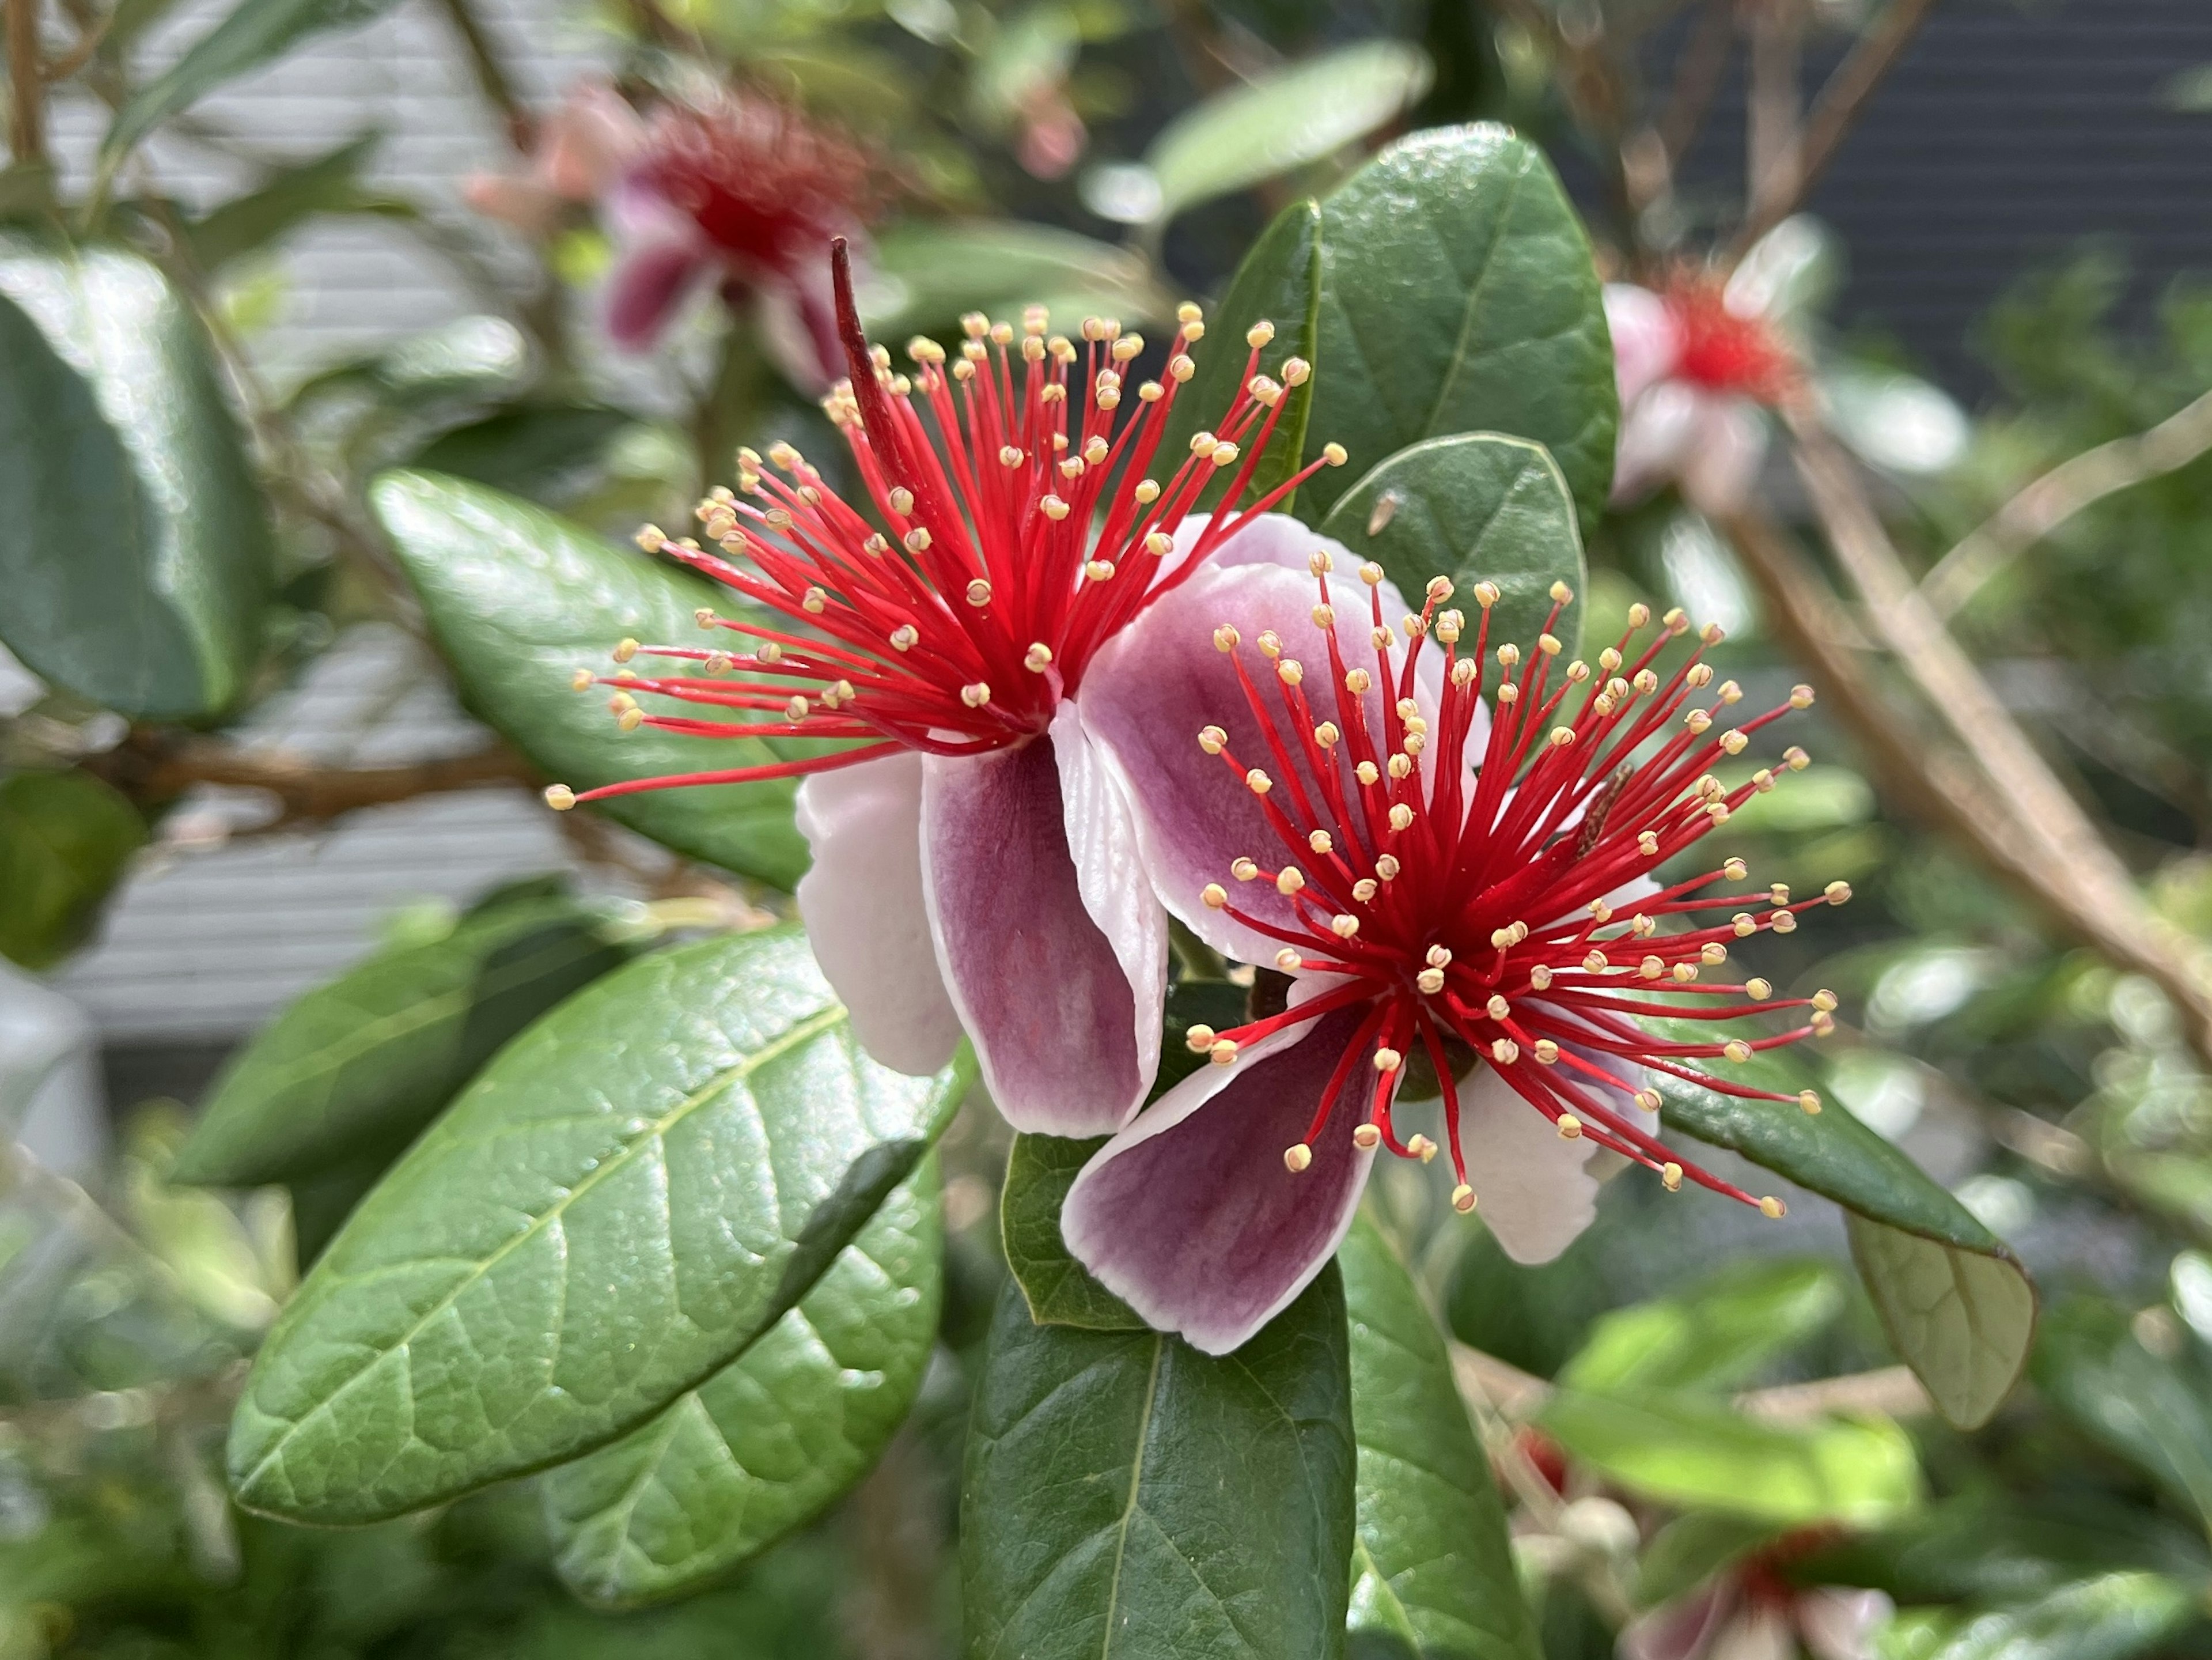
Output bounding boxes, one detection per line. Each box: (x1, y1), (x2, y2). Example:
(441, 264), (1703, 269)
(1062, 1004), (1377, 1355)
(1796, 1589), (1894, 1660)
(605, 238), (710, 351)
(1605, 282), (1683, 409)
(540, 80), (646, 199)
(1455, 1061), (1599, 1265)
(921, 736), (1150, 1136)
(1164, 508), (1328, 583)
(1621, 1579), (1735, 1660)
(794, 753), (961, 1077)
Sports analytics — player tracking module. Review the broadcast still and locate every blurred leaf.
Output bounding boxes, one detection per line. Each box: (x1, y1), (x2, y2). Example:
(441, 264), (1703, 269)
(173, 893), (634, 1188)
(969, 2), (1079, 128)
(863, 218), (1169, 336)
(0, 237), (271, 718)
(1158, 196), (1322, 515)
(1558, 1257), (1846, 1396)
(1152, 978), (1251, 1099)
(284, 1145), (392, 1265)
(2035, 1296), (2212, 1530)
(1305, 125), (1613, 527)
(1315, 433), (1586, 658)
(179, 131), (410, 271)
(1848, 1214), (2037, 1432)
(1822, 364), (1969, 478)
(407, 404), (637, 501)
(1000, 1133), (1141, 1332)
(226, 928), (970, 1525)
(372, 314), (529, 401)
(1923, 1571), (2196, 1660)
(1341, 1219), (1540, 1660)
(371, 470), (817, 889)
(1444, 1213), (1616, 1379)
(1537, 1389), (1921, 1526)
(0, 770), (145, 969)
(104, 0), (403, 163)
(544, 1160), (942, 1608)
(1137, 42), (1433, 225)
(1713, 759), (1874, 833)
(1633, 1512), (1783, 1610)
(961, 1267), (1355, 1660)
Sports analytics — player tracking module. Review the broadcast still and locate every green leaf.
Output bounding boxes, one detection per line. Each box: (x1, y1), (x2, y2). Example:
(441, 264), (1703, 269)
(1157, 198), (1323, 516)
(370, 470), (816, 889)
(0, 239), (271, 719)
(865, 220), (1170, 336)
(1633, 1512), (1785, 1610)
(1651, 1038), (2035, 1428)
(1153, 980), (1253, 1102)
(1141, 43), (1433, 225)
(0, 770), (146, 970)
(1315, 434), (1586, 658)
(1444, 1213), (1617, 1381)
(1302, 127), (1613, 527)
(1001, 1133), (1142, 1332)
(2034, 1296), (2212, 1530)
(1537, 1389), (1921, 1527)
(1340, 1220), (1539, 1660)
(1847, 1213), (2036, 1432)
(960, 1267), (1356, 1660)
(1557, 1258), (1846, 1396)
(226, 927), (969, 1525)
(173, 894), (634, 1188)
(1924, 1572), (2196, 1660)
(178, 131), (405, 271)
(104, 0), (402, 164)
(544, 1159), (943, 1608)
(407, 404), (637, 501)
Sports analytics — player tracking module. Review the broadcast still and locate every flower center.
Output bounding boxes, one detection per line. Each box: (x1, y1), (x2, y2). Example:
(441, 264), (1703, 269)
(634, 103), (878, 272)
(548, 242), (1346, 812)
(1183, 556), (1845, 1217)
(1665, 277), (1794, 403)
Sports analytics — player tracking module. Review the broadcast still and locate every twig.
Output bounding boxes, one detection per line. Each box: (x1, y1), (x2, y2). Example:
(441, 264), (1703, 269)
(1777, 403), (2212, 1060)
(1658, 0), (1734, 164)
(1453, 1342), (1934, 1424)
(1744, 0), (1805, 226)
(1922, 383), (2212, 618)
(430, 0), (530, 154)
(94, 733), (538, 826)
(6, 0), (46, 164)
(1728, 0), (1939, 257)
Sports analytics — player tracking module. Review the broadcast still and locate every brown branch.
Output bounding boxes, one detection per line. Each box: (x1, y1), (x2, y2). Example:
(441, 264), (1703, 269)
(96, 733), (538, 827)
(1922, 381), (2212, 619)
(1658, 0), (1735, 164)
(1744, 0), (1805, 226)
(1768, 404), (2212, 1060)
(6, 0), (46, 163)
(1453, 1342), (1933, 1424)
(430, 0), (529, 154)
(1729, 0), (1938, 257)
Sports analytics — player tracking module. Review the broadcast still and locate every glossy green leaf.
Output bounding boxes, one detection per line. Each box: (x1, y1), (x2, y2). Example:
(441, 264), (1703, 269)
(1444, 1213), (1619, 1381)
(104, 0), (402, 163)
(544, 1160), (942, 1608)
(1142, 43), (1433, 224)
(1537, 1389), (1921, 1527)
(1341, 1220), (1539, 1660)
(865, 220), (1170, 337)
(173, 894), (634, 1188)
(2034, 1297), (2212, 1529)
(226, 927), (969, 1525)
(178, 131), (403, 271)
(1302, 126), (1613, 527)
(1558, 1258), (1846, 1397)
(0, 239), (271, 719)
(961, 1267), (1355, 1660)
(1847, 1213), (2036, 1432)
(1315, 434), (1586, 659)
(370, 470), (816, 889)
(1001, 1133), (1141, 1332)
(1926, 1572), (2196, 1660)
(1652, 1038), (2035, 1428)
(1157, 198), (1322, 516)
(0, 770), (146, 971)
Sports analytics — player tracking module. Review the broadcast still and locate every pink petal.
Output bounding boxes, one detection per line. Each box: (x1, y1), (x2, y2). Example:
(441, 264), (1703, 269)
(540, 80), (645, 200)
(1680, 397), (1771, 518)
(1163, 508), (1330, 583)
(604, 239), (709, 351)
(1051, 702), (1167, 1106)
(463, 172), (560, 235)
(1061, 1004), (1377, 1355)
(1454, 1062), (1599, 1265)
(1796, 1589), (1893, 1660)
(1621, 1579), (1734, 1660)
(1610, 383), (1700, 507)
(1605, 282), (1682, 409)
(1710, 1607), (1794, 1660)
(794, 753), (962, 1077)
(919, 736), (1154, 1136)
(1080, 551), (1445, 966)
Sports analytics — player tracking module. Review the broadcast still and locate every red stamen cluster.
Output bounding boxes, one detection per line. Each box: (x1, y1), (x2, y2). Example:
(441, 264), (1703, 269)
(1665, 274), (1796, 404)
(632, 100), (881, 279)
(548, 245), (1343, 811)
(1185, 561), (1847, 1217)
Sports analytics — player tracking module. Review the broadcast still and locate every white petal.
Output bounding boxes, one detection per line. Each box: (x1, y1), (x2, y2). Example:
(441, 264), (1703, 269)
(1605, 282), (1683, 408)
(795, 754), (961, 1076)
(1611, 383), (1702, 506)
(1797, 1589), (1894, 1660)
(1455, 1061), (1599, 1264)
(1681, 397), (1772, 518)
(1709, 1607), (1794, 1660)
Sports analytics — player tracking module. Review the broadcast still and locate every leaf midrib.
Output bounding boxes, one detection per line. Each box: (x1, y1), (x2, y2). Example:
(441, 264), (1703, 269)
(1097, 1334), (1165, 1660)
(237, 999), (849, 1496)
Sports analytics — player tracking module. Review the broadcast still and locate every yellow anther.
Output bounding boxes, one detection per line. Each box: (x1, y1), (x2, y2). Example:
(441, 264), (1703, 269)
(1799, 1091), (1823, 1115)
(1825, 881), (1853, 905)
(1184, 1024), (1216, 1053)
(1640, 956), (1665, 979)
(1701, 942), (1728, 965)
(1451, 1184), (1477, 1213)
(1214, 624), (1241, 652)
(1724, 857), (1749, 881)
(1041, 495), (1071, 520)
(1638, 831), (1660, 856)
(1557, 1114), (1583, 1139)
(1635, 1087), (1663, 1112)
(1537, 633), (1562, 657)
(1533, 1039), (1559, 1064)
(1759, 1196), (1787, 1219)
(543, 784), (576, 810)
(1388, 803), (1415, 831)
(890, 624), (920, 652)
(1202, 883), (1229, 910)
(1198, 725), (1227, 754)
(1662, 1163), (1683, 1191)
(1231, 857), (1259, 881)
(1373, 1048), (1403, 1073)
(964, 577), (994, 607)
(616, 708), (644, 731)
(1784, 746), (1811, 770)
(961, 682), (991, 708)
(1351, 878), (1378, 902)
(1584, 949), (1610, 971)
(1733, 913), (1758, 937)
(1211, 1038), (1240, 1066)
(1812, 989), (1838, 1012)
(1550, 580), (1574, 604)
(1409, 1134), (1438, 1163)
(1278, 659), (1304, 686)
(1275, 865), (1304, 895)
(1355, 761), (1380, 786)
(1247, 319), (1276, 348)
(1550, 726), (1576, 748)
(1528, 964), (1554, 989)
(1248, 769), (1274, 796)
(1486, 993), (1510, 1020)
(1025, 642), (1054, 671)
(1314, 721), (1341, 747)
(1771, 910), (1798, 934)
(1323, 442), (1349, 466)
(1353, 1124), (1382, 1149)
(1277, 948), (1303, 970)
(1331, 914), (1361, 939)
(1789, 684), (1816, 709)
(1720, 729), (1749, 755)
(570, 667), (594, 691)
(1416, 967), (1446, 994)
(1376, 855), (1400, 880)
(1283, 1143), (1312, 1172)
(1746, 977), (1772, 1000)
(1724, 1039), (1752, 1064)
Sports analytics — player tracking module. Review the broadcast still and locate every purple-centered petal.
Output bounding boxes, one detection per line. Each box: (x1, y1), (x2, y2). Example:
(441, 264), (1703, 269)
(1620, 1579), (1734, 1660)
(1081, 544), (1448, 965)
(1061, 1003), (1377, 1355)
(794, 752), (962, 1077)
(605, 239), (710, 350)
(919, 734), (1152, 1135)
